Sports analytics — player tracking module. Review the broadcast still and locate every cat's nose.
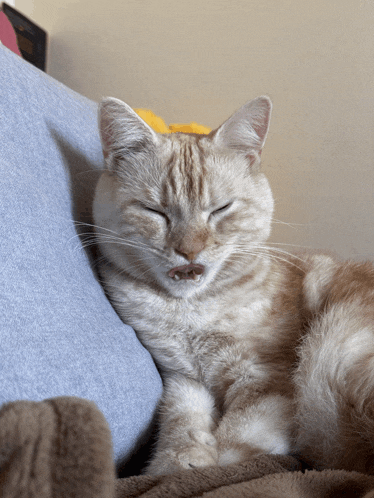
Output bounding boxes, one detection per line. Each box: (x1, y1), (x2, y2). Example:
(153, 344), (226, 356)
(175, 238), (206, 261)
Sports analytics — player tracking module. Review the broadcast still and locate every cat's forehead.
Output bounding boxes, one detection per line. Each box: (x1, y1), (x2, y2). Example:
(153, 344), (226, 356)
(154, 132), (252, 206)
(154, 133), (208, 204)
(160, 132), (209, 161)
(161, 132), (249, 176)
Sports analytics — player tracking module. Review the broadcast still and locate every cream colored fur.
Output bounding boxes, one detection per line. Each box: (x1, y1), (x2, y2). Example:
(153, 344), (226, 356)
(93, 96), (374, 475)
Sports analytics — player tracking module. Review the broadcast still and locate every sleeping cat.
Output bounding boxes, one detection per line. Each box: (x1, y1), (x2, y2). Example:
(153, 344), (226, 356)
(93, 96), (374, 475)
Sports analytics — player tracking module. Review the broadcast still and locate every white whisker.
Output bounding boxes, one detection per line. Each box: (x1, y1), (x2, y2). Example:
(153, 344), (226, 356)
(226, 245), (306, 272)
(266, 242), (310, 249)
(271, 218), (305, 229)
(74, 221), (120, 235)
(257, 246), (307, 264)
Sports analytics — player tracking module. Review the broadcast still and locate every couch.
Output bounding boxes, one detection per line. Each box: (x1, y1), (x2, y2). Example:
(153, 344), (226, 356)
(0, 41), (162, 475)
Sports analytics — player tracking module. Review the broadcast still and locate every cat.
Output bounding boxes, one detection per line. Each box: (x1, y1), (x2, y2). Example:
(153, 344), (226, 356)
(93, 95), (374, 476)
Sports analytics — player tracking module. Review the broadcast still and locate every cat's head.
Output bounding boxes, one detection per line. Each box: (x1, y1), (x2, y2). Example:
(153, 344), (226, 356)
(93, 96), (274, 299)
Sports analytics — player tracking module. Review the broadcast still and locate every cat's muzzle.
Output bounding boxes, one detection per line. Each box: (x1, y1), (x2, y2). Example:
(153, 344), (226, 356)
(168, 264), (205, 281)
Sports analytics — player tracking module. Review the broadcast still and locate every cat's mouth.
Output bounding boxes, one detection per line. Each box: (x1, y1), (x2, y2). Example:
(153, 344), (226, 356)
(168, 264), (205, 282)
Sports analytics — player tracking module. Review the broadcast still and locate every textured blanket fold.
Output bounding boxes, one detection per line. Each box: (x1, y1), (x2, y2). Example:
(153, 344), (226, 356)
(116, 454), (302, 498)
(2, 397), (374, 498)
(115, 458), (374, 498)
(0, 397), (115, 498)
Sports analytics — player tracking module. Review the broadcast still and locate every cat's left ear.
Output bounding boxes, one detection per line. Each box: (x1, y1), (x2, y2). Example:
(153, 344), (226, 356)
(212, 96), (272, 167)
(98, 97), (159, 167)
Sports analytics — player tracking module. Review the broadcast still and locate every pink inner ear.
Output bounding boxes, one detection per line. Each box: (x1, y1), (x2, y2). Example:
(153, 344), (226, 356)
(247, 150), (261, 167)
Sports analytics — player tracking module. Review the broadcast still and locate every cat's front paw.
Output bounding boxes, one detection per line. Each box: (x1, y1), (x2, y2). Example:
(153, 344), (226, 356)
(177, 429), (218, 469)
(145, 430), (218, 475)
(217, 443), (265, 466)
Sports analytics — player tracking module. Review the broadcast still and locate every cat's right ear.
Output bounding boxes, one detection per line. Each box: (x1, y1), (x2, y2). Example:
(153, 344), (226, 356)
(98, 97), (159, 169)
(212, 96), (272, 168)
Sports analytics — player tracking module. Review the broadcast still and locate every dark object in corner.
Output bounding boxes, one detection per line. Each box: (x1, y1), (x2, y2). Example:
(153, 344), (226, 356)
(2, 2), (47, 71)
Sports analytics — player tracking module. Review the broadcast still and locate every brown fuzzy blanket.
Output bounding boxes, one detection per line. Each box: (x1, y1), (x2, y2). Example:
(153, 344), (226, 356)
(2, 397), (374, 498)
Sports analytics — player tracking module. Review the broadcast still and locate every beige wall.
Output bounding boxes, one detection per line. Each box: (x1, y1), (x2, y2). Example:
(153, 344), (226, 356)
(16, 0), (374, 260)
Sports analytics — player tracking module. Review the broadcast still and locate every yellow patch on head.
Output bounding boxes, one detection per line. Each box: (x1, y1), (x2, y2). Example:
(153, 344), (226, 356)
(134, 109), (211, 135)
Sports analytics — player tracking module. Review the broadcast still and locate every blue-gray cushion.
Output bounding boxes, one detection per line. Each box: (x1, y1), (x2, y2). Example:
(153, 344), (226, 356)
(0, 45), (162, 465)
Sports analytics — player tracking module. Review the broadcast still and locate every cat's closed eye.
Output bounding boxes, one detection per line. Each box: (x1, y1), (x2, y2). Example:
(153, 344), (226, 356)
(142, 204), (169, 220)
(210, 202), (232, 217)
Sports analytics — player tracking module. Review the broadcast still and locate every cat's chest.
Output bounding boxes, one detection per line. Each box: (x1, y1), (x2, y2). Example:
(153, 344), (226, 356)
(106, 268), (272, 377)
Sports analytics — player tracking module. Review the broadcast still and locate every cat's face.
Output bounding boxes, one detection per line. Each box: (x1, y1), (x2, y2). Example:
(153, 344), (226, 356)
(93, 97), (274, 299)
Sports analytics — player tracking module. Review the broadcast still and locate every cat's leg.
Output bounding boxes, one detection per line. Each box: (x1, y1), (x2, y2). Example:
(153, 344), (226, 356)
(145, 374), (218, 475)
(203, 349), (293, 465)
(205, 342), (295, 466)
(294, 304), (374, 473)
(214, 383), (295, 466)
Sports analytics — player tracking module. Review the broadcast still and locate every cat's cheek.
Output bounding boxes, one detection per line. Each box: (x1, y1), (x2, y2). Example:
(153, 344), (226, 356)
(127, 217), (162, 242)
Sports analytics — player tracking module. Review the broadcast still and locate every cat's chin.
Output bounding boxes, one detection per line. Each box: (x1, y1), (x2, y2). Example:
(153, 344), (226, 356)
(168, 263), (205, 282)
(162, 271), (210, 299)
(155, 259), (227, 298)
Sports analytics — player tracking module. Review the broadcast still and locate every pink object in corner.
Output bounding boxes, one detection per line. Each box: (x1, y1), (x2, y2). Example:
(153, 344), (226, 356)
(0, 11), (21, 56)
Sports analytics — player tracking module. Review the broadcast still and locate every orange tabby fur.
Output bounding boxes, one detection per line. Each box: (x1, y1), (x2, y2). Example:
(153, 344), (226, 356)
(93, 96), (374, 475)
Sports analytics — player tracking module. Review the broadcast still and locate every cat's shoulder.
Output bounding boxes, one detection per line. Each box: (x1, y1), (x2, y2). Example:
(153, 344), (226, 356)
(294, 249), (374, 312)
